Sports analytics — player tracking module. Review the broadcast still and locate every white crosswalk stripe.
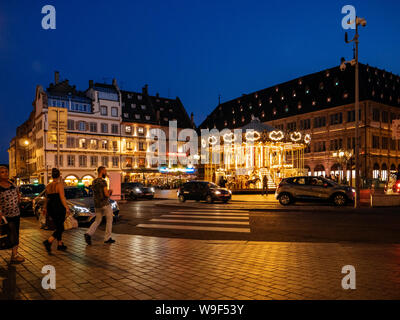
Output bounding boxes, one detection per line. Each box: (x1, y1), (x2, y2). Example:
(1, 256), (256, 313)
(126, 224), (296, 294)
(137, 208), (251, 233)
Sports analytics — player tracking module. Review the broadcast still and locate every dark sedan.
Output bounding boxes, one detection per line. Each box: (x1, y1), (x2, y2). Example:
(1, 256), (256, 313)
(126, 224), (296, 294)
(177, 181), (232, 203)
(121, 182), (155, 200)
(33, 186), (119, 225)
(19, 184), (45, 214)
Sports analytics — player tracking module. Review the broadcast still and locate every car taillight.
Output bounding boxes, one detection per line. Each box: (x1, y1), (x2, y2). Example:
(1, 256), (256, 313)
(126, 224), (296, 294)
(397, 183), (400, 188)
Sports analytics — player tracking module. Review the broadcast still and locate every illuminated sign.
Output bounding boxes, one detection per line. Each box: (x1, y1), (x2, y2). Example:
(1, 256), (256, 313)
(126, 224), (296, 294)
(159, 167), (196, 174)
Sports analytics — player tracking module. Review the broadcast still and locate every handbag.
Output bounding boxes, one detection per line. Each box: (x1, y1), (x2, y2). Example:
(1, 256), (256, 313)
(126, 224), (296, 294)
(0, 217), (12, 250)
(64, 214), (78, 230)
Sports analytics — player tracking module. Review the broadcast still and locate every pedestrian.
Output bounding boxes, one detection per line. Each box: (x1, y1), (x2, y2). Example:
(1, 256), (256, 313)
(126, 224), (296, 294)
(84, 166), (115, 245)
(43, 168), (70, 254)
(0, 165), (25, 264)
(262, 175), (269, 196)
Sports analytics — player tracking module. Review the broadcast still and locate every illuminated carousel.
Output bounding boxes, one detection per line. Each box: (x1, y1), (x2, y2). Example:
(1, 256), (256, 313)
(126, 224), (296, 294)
(203, 118), (311, 190)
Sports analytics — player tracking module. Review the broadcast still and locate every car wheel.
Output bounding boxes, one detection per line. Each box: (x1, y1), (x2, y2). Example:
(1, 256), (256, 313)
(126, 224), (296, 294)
(206, 195), (213, 204)
(332, 193), (347, 206)
(178, 195), (186, 203)
(278, 193), (293, 206)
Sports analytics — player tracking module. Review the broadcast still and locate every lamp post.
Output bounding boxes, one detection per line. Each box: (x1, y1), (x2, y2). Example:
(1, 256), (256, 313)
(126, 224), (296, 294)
(340, 15), (367, 208)
(332, 149), (353, 184)
(22, 139), (30, 183)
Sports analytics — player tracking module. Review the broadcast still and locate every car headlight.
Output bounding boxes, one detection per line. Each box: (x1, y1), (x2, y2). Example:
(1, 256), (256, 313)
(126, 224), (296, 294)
(228, 190), (232, 194)
(214, 190), (221, 195)
(73, 205), (90, 213)
(135, 188), (142, 193)
(111, 202), (118, 210)
(351, 188), (356, 193)
(150, 187), (155, 192)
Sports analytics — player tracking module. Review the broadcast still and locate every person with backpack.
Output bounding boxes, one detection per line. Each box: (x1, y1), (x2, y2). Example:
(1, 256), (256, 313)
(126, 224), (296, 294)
(84, 166), (115, 245)
(0, 165), (24, 264)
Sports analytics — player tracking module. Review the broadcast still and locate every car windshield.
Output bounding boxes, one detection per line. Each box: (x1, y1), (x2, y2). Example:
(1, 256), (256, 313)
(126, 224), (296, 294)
(19, 184), (45, 195)
(207, 182), (218, 189)
(64, 187), (90, 199)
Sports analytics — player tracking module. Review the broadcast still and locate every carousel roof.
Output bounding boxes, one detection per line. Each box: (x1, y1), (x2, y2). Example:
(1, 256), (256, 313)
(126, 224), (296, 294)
(240, 117), (276, 133)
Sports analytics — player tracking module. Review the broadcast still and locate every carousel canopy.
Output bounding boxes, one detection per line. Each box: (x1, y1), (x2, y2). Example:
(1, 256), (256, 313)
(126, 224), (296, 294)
(240, 117), (276, 133)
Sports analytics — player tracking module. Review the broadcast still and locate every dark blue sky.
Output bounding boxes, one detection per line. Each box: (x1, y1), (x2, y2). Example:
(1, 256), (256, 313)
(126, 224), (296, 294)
(1, 0), (399, 163)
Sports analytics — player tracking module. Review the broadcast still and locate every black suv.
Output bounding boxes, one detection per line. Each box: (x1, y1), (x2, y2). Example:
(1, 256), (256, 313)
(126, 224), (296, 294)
(177, 181), (232, 203)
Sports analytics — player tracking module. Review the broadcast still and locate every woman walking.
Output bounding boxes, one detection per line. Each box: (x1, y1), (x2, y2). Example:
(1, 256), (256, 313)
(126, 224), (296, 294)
(0, 166), (24, 264)
(43, 168), (70, 253)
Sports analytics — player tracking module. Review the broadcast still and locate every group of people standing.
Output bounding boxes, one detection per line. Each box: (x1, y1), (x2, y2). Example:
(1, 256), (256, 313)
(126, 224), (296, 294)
(0, 165), (116, 264)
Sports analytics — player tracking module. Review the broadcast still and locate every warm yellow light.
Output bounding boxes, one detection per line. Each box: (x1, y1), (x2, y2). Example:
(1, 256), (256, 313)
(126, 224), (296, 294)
(24, 140), (29, 146)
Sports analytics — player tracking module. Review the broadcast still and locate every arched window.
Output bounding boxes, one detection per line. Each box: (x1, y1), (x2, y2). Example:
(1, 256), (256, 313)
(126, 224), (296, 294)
(314, 164), (325, 177)
(373, 163), (380, 179)
(381, 163), (388, 181)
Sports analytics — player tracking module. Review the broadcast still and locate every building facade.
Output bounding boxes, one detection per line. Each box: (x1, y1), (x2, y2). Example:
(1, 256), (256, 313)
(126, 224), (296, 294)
(8, 72), (195, 187)
(200, 63), (400, 186)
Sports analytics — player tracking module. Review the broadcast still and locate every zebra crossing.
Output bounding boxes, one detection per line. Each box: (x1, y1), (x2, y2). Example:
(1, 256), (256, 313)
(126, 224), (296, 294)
(137, 208), (251, 233)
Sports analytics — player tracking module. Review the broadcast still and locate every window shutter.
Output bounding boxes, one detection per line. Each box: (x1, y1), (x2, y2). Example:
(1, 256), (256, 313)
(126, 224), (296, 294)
(85, 122), (89, 131)
(75, 121), (80, 130)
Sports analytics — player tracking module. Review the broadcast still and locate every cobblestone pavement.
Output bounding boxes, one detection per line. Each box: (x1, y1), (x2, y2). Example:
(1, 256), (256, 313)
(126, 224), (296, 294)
(1, 218), (400, 300)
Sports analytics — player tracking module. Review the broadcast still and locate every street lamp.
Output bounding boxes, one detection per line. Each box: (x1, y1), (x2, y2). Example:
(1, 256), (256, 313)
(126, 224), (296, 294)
(20, 139), (30, 183)
(332, 149), (353, 185)
(340, 16), (367, 208)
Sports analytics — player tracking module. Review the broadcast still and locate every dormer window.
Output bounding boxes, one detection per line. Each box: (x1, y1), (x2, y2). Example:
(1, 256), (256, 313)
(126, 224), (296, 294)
(145, 115), (151, 120)
(327, 97), (331, 103)
(292, 90), (296, 97)
(297, 102), (302, 109)
(137, 95), (142, 100)
(273, 108), (277, 115)
(275, 87), (279, 92)
(135, 114), (140, 119)
(319, 82), (324, 90)
(254, 94), (258, 99)
(269, 98), (273, 104)
(343, 92), (349, 99)
(284, 105), (289, 112)
(131, 103), (136, 108)
(326, 71), (330, 77)
(261, 112), (265, 118)
(141, 105), (146, 110)
(298, 79), (303, 85)
(305, 87), (310, 94)
(281, 96), (285, 101)
(312, 101), (316, 106)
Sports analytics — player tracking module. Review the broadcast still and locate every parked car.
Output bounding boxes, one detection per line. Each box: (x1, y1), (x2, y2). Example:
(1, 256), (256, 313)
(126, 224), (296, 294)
(275, 176), (355, 206)
(33, 186), (119, 224)
(177, 181), (232, 203)
(121, 182), (155, 200)
(19, 184), (45, 214)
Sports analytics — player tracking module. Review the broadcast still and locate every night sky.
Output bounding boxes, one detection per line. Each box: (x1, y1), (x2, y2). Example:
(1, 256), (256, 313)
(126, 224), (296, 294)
(1, 0), (399, 163)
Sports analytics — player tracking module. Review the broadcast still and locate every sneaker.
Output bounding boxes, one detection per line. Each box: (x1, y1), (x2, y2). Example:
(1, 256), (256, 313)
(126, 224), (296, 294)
(57, 244), (67, 251)
(43, 240), (52, 253)
(10, 255), (25, 264)
(84, 233), (92, 245)
(104, 238), (115, 244)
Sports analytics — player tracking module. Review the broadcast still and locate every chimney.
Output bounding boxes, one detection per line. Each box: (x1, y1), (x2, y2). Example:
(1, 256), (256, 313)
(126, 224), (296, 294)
(89, 80), (93, 88)
(155, 92), (159, 98)
(190, 112), (194, 125)
(156, 110), (160, 123)
(54, 71), (60, 84)
(142, 84), (148, 96)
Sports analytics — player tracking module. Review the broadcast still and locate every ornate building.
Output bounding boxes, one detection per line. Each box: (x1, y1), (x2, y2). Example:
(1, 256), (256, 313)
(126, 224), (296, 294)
(8, 72), (195, 187)
(200, 63), (400, 185)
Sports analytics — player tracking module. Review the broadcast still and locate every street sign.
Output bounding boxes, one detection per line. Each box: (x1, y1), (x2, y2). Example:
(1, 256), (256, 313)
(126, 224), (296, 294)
(47, 107), (67, 143)
(392, 119), (400, 140)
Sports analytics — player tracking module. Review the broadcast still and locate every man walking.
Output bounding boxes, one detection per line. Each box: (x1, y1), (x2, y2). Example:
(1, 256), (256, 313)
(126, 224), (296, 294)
(84, 166), (115, 245)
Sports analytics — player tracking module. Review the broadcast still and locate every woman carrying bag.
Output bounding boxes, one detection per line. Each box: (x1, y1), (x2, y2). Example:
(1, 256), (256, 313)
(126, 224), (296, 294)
(0, 166), (24, 264)
(43, 168), (70, 254)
